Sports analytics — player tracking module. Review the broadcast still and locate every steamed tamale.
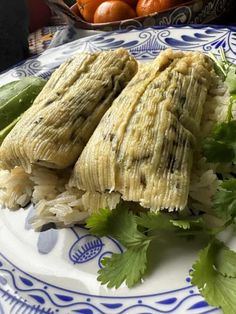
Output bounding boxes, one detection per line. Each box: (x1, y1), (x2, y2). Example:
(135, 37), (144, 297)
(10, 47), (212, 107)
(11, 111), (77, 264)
(72, 49), (215, 212)
(0, 49), (137, 172)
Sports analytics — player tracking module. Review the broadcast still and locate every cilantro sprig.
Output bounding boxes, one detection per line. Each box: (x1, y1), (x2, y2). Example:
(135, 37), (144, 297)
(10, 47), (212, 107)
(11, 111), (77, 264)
(98, 243), (150, 288)
(86, 204), (152, 288)
(203, 120), (236, 163)
(209, 47), (236, 97)
(87, 203), (236, 313)
(86, 205), (210, 288)
(214, 179), (236, 221)
(204, 48), (236, 163)
(191, 240), (236, 314)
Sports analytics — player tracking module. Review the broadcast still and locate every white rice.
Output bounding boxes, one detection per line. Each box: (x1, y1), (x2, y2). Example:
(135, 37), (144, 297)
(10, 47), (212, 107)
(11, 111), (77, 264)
(0, 76), (235, 229)
(33, 188), (89, 229)
(0, 167), (33, 209)
(188, 78), (236, 213)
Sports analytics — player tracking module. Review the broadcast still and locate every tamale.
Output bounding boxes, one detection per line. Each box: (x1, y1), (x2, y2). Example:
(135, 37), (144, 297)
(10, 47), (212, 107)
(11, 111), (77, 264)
(72, 49), (215, 212)
(0, 48), (137, 172)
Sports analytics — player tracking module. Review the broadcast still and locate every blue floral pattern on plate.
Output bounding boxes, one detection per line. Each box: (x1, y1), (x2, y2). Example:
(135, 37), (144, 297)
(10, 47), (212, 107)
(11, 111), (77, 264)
(0, 250), (217, 314)
(1, 25), (236, 84)
(1, 25), (235, 313)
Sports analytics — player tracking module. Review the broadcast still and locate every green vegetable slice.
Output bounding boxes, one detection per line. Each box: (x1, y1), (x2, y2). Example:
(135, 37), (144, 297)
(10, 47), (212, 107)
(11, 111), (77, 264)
(0, 115), (21, 144)
(0, 77), (46, 131)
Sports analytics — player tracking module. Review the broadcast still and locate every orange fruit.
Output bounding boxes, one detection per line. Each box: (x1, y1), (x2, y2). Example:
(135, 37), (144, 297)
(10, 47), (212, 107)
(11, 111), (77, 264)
(122, 0), (138, 7)
(76, 0), (106, 23)
(136, 0), (183, 17)
(94, 1), (136, 23)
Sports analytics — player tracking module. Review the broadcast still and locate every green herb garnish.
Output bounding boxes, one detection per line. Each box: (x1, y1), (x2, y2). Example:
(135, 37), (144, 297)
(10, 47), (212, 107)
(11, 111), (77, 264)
(209, 47), (236, 122)
(214, 179), (236, 221)
(86, 206), (210, 288)
(192, 240), (236, 314)
(203, 120), (236, 163)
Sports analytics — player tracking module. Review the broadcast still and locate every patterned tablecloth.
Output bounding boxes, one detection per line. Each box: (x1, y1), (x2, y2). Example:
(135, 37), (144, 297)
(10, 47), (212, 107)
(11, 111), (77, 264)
(28, 25), (101, 56)
(28, 25), (66, 55)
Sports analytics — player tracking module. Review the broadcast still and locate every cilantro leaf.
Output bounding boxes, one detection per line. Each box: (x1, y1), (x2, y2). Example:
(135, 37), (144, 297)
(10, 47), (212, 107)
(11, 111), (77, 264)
(203, 138), (234, 162)
(210, 48), (236, 124)
(213, 121), (236, 142)
(86, 206), (222, 290)
(85, 207), (112, 236)
(215, 246), (236, 278)
(135, 211), (173, 231)
(108, 205), (149, 248)
(228, 95), (236, 122)
(210, 48), (236, 95)
(209, 50), (227, 79)
(136, 212), (206, 235)
(86, 204), (152, 288)
(225, 66), (236, 94)
(98, 242), (150, 288)
(170, 219), (191, 229)
(203, 121), (236, 163)
(191, 239), (236, 314)
(170, 217), (203, 230)
(86, 204), (149, 247)
(214, 179), (236, 220)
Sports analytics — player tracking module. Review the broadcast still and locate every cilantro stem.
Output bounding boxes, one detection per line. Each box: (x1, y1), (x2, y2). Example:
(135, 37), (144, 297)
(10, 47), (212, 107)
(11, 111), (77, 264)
(224, 218), (234, 228)
(220, 46), (228, 65)
(175, 230), (212, 237)
(227, 97), (234, 122)
(206, 218), (235, 236)
(209, 51), (227, 77)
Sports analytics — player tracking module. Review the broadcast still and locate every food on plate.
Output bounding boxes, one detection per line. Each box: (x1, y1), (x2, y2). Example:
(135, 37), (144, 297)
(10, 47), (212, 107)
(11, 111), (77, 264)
(83, 49), (236, 314)
(0, 77), (46, 143)
(30, 48), (228, 228)
(72, 48), (214, 212)
(94, 1), (136, 23)
(0, 49), (137, 172)
(29, 48), (236, 313)
(1, 45), (236, 313)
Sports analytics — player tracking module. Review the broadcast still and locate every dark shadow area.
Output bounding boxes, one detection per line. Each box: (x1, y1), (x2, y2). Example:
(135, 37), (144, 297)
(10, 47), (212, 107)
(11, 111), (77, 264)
(0, 0), (29, 73)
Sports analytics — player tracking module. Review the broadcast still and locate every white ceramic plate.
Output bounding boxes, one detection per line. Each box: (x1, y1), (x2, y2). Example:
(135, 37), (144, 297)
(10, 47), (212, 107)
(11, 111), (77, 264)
(1, 25), (236, 314)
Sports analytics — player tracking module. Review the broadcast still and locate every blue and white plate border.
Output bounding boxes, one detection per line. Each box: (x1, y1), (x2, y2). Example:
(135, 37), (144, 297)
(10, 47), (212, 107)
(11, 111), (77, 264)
(0, 248), (217, 314)
(1, 25), (236, 84)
